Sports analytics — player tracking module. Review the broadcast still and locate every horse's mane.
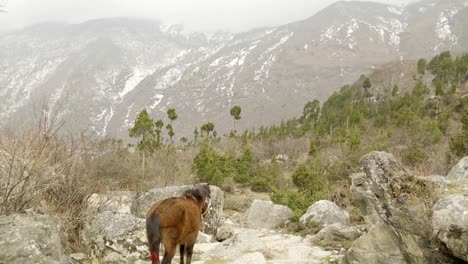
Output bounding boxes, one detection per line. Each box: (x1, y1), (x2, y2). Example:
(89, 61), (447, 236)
(181, 184), (210, 203)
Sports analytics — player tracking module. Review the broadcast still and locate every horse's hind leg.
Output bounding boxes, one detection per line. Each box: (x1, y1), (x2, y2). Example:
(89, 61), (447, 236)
(162, 241), (177, 264)
(179, 244), (185, 264)
(185, 243), (195, 264)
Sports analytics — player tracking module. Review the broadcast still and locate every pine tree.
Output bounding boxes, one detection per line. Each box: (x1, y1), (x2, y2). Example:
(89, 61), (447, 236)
(154, 119), (164, 148)
(229, 105), (242, 131)
(166, 108), (178, 144)
(129, 109), (156, 176)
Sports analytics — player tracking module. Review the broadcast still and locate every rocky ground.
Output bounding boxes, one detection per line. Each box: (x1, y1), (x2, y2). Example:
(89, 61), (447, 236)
(1, 152), (467, 264)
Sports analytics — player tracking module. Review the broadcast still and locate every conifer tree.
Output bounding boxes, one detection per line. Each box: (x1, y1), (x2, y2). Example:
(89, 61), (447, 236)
(230, 105), (242, 131)
(129, 109), (155, 176)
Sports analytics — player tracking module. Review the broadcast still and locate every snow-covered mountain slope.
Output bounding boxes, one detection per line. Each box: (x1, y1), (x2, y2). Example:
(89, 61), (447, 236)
(1, 1), (468, 139)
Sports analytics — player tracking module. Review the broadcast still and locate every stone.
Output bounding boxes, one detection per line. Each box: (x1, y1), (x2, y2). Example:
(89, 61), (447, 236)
(216, 225), (234, 241)
(70, 253), (87, 260)
(314, 223), (362, 242)
(0, 213), (67, 264)
(196, 231), (215, 243)
(432, 194), (468, 262)
(87, 191), (137, 215)
(131, 185), (224, 235)
(299, 200), (349, 229)
(82, 211), (147, 261)
(244, 199), (294, 229)
(232, 252), (267, 264)
(102, 252), (128, 263)
(347, 151), (461, 264)
(345, 224), (408, 264)
(447, 156), (468, 180)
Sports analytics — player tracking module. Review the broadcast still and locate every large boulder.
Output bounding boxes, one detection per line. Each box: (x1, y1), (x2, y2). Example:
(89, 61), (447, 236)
(87, 191), (137, 215)
(244, 200), (293, 229)
(447, 157), (468, 180)
(347, 151), (459, 264)
(432, 194), (468, 261)
(82, 211), (147, 262)
(132, 185), (224, 235)
(299, 200), (349, 229)
(345, 225), (408, 264)
(0, 213), (68, 264)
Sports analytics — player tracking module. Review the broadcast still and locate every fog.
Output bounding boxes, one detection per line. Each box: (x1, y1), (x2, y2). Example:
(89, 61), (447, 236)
(0, 0), (420, 33)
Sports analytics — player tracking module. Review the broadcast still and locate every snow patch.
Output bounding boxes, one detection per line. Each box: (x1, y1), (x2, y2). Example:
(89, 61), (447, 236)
(119, 68), (154, 99)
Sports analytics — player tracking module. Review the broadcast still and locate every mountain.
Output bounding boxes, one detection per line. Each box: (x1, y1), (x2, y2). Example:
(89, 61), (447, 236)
(1, 0), (468, 140)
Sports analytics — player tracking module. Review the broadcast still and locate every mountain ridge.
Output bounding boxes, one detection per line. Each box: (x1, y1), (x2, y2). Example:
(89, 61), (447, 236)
(1, 0), (468, 140)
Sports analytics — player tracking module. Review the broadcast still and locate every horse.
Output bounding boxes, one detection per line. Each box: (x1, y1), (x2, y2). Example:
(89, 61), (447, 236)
(145, 183), (211, 264)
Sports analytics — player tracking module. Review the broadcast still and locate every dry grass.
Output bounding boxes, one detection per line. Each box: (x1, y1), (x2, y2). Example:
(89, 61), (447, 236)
(0, 116), (98, 252)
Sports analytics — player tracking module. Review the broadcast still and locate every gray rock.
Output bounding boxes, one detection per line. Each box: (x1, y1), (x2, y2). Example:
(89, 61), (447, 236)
(87, 191), (137, 215)
(131, 185), (224, 235)
(418, 175), (450, 190)
(244, 200), (293, 229)
(196, 231), (215, 243)
(432, 194), (468, 262)
(70, 253), (87, 261)
(447, 157), (468, 180)
(0, 213), (67, 264)
(345, 224), (408, 264)
(102, 252), (128, 263)
(82, 211), (147, 261)
(216, 225), (234, 241)
(347, 151), (458, 264)
(299, 200), (349, 229)
(232, 252), (267, 264)
(314, 223), (362, 242)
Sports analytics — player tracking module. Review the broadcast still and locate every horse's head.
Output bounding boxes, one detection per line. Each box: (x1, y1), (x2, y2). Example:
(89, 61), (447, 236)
(183, 183), (211, 217)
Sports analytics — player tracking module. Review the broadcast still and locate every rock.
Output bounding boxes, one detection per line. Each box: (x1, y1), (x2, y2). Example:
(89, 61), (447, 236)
(87, 191), (137, 215)
(196, 231), (215, 243)
(299, 200), (349, 229)
(432, 194), (468, 262)
(82, 211), (147, 261)
(232, 252), (267, 264)
(244, 200), (293, 229)
(102, 252), (128, 263)
(216, 225), (234, 241)
(132, 185), (224, 235)
(0, 213), (67, 264)
(447, 156), (468, 180)
(314, 223), (362, 242)
(346, 225), (408, 264)
(70, 253), (87, 261)
(348, 151), (461, 264)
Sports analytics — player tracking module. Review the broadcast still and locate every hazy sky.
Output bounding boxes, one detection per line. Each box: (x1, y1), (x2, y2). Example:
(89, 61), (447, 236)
(0, 0), (419, 33)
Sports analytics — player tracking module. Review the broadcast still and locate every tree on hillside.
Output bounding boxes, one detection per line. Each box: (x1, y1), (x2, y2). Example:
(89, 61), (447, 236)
(301, 99), (320, 128)
(154, 119), (164, 148)
(417, 58), (427, 76)
(166, 123), (175, 144)
(166, 108), (178, 144)
(194, 128), (199, 144)
(230, 105), (242, 132)
(201, 122), (215, 137)
(363, 77), (372, 98)
(129, 109), (155, 175)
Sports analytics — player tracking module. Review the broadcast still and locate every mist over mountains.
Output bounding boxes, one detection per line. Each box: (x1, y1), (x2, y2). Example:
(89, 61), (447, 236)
(1, 0), (468, 139)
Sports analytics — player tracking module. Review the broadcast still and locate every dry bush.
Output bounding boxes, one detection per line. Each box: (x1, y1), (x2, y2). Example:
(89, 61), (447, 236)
(0, 114), (98, 252)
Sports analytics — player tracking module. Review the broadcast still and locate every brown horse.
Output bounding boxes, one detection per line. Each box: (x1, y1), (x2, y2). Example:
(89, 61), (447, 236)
(146, 183), (211, 264)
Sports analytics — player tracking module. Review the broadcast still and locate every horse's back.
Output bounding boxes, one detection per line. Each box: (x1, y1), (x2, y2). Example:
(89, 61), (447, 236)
(147, 197), (201, 243)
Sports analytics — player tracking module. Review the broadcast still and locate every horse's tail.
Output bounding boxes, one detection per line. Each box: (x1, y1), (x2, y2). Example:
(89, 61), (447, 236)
(146, 211), (161, 264)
